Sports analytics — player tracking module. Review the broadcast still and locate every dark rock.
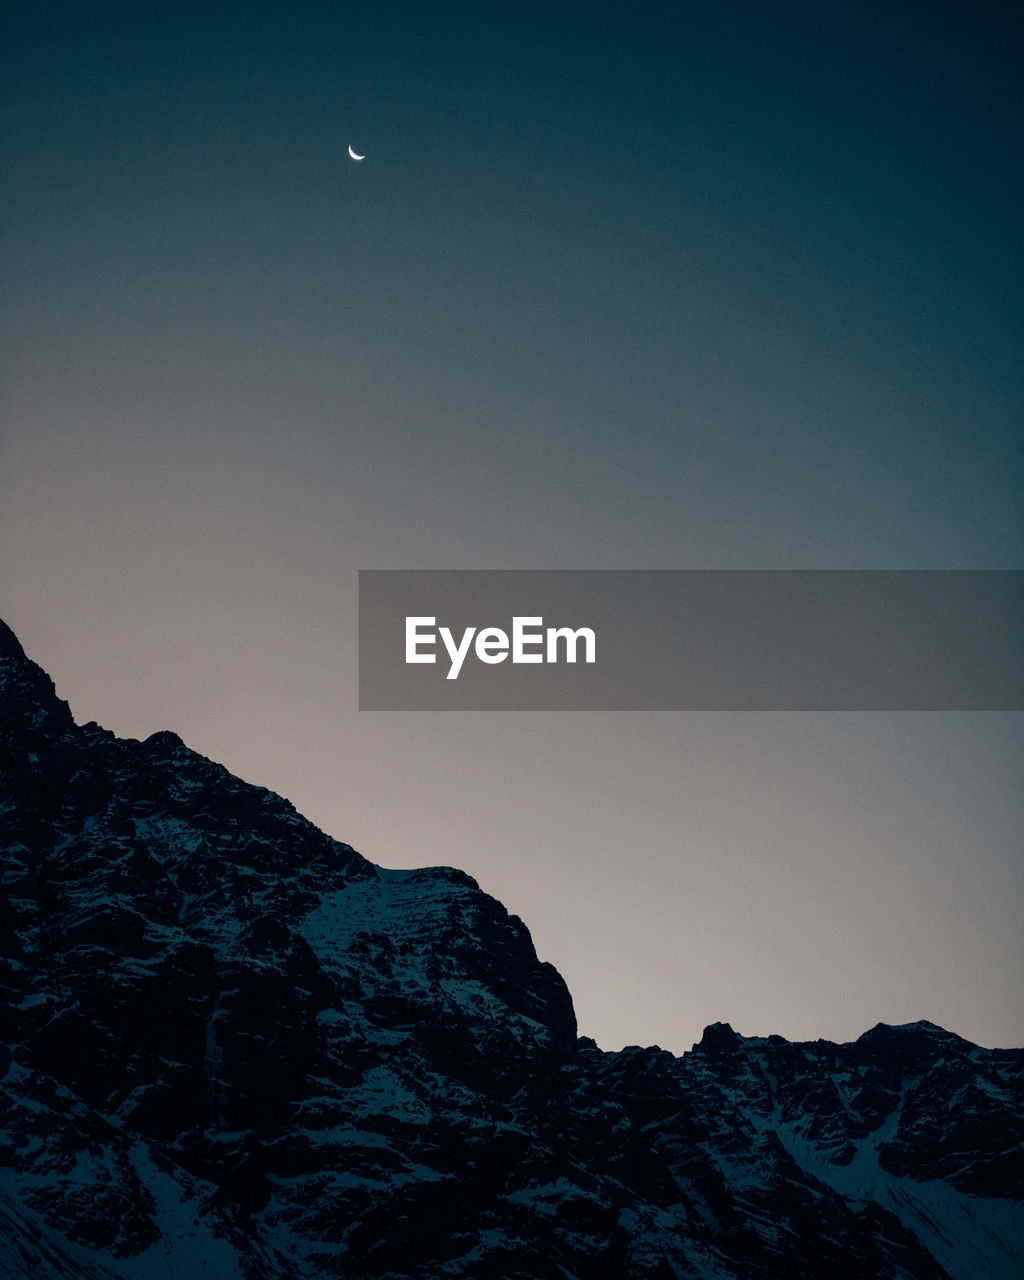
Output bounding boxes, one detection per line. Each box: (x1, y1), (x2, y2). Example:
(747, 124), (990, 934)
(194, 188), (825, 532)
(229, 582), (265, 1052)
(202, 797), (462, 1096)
(1, 616), (1021, 1280)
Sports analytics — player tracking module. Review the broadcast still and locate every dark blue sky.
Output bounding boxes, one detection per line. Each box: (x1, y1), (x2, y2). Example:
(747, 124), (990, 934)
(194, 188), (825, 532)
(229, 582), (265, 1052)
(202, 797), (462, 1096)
(6, 0), (1020, 569)
(3, 0), (1022, 1050)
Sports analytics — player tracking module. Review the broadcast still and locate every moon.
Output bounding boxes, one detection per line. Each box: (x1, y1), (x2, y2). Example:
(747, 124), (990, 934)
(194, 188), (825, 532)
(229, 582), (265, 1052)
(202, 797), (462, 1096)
(348, 145), (365, 161)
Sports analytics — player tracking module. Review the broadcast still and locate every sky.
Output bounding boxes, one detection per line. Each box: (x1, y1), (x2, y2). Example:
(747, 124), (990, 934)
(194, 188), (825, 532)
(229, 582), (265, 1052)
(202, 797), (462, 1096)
(2, 0), (1022, 1053)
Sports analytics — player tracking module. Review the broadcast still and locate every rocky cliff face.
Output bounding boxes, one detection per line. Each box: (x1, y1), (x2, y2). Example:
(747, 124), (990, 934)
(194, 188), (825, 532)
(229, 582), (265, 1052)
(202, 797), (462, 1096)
(1, 618), (1021, 1279)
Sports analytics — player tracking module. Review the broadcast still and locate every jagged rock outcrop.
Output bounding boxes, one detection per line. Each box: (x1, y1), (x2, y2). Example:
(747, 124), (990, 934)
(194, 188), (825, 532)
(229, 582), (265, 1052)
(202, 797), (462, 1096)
(1, 617), (1021, 1278)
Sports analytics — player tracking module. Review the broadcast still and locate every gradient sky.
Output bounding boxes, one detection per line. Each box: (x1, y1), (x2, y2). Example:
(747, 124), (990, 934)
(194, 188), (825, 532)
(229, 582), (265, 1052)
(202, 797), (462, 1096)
(3, 0), (1022, 1053)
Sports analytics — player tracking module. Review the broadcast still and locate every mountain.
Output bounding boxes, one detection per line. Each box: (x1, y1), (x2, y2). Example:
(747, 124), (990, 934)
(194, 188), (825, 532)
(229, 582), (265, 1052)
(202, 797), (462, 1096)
(1, 616), (1022, 1279)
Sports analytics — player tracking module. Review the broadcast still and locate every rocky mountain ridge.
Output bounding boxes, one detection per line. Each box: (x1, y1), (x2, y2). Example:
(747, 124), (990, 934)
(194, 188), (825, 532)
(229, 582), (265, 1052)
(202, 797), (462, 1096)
(1, 618), (1021, 1279)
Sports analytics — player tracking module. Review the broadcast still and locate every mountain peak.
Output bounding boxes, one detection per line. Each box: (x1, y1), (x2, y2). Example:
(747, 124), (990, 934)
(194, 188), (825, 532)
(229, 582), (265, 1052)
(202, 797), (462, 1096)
(142, 728), (188, 752)
(695, 1020), (742, 1053)
(0, 616), (27, 661)
(858, 1018), (971, 1047)
(2, 619), (1021, 1280)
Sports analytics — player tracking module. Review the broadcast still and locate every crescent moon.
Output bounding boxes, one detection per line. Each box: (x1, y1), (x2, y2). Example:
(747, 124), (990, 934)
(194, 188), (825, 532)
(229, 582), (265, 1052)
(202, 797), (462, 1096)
(348, 145), (366, 161)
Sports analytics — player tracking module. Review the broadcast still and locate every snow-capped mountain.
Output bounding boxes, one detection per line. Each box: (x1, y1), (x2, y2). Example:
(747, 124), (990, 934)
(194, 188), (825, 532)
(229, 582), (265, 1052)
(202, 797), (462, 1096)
(1, 617), (1021, 1279)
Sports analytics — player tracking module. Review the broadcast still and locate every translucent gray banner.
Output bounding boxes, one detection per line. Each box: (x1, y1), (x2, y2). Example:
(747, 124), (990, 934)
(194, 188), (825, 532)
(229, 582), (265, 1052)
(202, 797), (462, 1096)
(358, 571), (1024, 710)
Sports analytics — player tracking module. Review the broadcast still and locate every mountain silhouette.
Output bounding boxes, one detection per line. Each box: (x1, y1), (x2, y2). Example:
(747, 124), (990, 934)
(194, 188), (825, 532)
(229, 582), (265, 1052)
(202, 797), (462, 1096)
(1, 617), (1021, 1278)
